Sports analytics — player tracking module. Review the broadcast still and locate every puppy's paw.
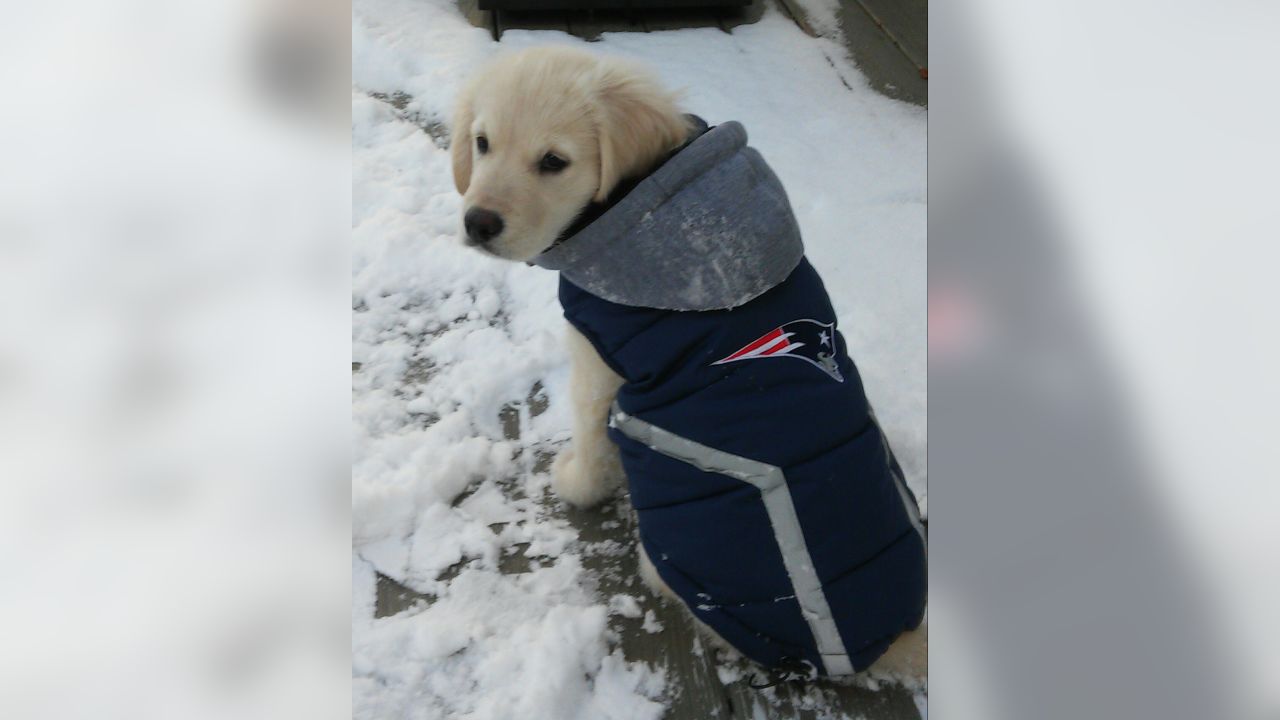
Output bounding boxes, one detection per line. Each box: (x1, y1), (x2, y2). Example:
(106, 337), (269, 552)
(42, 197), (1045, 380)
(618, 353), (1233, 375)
(551, 447), (618, 508)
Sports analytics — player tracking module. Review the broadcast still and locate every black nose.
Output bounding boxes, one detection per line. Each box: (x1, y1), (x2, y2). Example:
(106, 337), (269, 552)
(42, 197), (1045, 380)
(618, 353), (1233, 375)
(464, 208), (504, 244)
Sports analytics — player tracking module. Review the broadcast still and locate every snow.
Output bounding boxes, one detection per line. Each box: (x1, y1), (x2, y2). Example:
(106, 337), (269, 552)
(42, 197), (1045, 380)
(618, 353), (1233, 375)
(787, 0), (844, 38)
(610, 594), (646, 619)
(352, 0), (926, 717)
(642, 610), (665, 635)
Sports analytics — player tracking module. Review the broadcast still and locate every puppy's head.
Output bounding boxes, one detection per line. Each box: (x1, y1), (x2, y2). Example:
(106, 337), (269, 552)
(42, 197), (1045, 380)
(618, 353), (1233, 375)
(451, 46), (690, 262)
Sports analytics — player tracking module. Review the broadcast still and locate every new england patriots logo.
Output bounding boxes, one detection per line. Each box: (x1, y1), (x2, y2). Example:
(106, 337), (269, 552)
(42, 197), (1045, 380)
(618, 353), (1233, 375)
(711, 319), (844, 382)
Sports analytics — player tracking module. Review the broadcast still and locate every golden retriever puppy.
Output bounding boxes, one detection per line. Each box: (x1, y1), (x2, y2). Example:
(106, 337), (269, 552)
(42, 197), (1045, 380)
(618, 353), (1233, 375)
(451, 46), (690, 261)
(451, 46), (926, 686)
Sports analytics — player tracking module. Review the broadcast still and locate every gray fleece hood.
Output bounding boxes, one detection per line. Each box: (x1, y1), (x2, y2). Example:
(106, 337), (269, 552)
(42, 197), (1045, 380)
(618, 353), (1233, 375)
(531, 118), (804, 311)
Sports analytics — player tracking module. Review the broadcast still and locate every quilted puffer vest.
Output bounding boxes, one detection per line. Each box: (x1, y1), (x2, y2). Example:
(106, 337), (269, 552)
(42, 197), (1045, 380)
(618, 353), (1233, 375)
(537, 116), (926, 676)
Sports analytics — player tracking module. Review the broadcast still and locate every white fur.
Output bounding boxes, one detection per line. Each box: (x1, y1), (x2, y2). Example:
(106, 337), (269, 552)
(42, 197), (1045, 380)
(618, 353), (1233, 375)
(451, 46), (690, 262)
(551, 324), (626, 508)
(451, 46), (925, 686)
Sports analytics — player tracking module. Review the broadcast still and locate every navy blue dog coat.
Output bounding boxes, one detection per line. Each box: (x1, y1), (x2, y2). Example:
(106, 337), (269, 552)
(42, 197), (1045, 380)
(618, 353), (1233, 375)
(535, 117), (926, 676)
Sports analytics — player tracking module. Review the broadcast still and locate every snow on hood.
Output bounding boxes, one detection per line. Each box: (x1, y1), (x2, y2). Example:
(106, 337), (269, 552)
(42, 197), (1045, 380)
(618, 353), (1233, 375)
(532, 118), (805, 311)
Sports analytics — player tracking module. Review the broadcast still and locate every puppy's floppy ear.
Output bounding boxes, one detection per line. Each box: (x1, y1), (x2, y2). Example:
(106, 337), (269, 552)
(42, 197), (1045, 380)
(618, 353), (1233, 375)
(450, 86), (475, 195)
(591, 60), (691, 203)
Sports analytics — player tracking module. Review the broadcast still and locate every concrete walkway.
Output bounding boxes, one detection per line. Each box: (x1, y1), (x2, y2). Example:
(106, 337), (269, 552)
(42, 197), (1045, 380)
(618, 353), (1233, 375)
(779, 0), (926, 105)
(458, 0), (926, 105)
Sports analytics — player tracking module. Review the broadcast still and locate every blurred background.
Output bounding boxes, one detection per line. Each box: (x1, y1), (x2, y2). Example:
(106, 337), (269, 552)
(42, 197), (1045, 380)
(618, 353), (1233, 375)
(930, 0), (1280, 718)
(0, 1), (350, 718)
(1, 0), (1277, 718)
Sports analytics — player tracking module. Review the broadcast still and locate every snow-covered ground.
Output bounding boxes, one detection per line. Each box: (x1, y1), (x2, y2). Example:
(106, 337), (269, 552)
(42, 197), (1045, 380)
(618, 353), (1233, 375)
(352, 1), (926, 717)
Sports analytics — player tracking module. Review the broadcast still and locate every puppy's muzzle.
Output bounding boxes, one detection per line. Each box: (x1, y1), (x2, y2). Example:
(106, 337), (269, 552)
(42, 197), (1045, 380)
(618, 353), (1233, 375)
(464, 208), (504, 245)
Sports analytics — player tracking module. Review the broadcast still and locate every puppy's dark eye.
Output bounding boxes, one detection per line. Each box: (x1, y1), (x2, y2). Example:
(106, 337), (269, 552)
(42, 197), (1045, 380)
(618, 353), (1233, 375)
(476, 136), (489, 154)
(539, 153), (569, 173)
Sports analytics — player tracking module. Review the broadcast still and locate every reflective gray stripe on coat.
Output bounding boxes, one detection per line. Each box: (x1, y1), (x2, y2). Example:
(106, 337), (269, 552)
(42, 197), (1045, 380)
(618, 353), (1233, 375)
(869, 406), (927, 549)
(609, 404), (855, 676)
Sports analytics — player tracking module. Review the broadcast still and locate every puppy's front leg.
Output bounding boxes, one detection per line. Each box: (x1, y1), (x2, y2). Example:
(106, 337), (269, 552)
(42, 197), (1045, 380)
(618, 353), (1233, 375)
(552, 324), (625, 508)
